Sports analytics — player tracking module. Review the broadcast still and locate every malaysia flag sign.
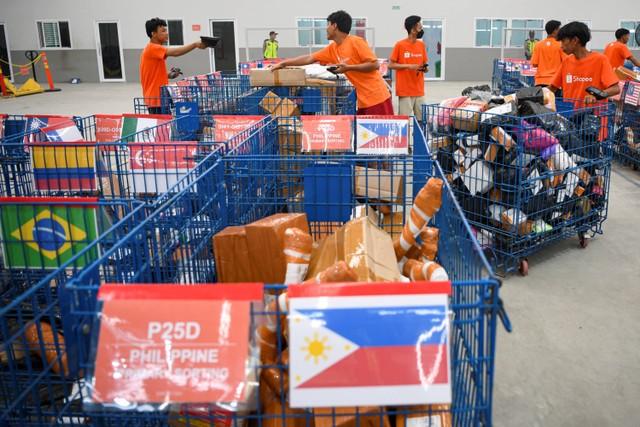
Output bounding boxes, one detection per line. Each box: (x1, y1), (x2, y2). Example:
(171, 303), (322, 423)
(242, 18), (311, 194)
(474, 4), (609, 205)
(356, 117), (409, 155)
(624, 81), (639, 106)
(288, 282), (452, 408)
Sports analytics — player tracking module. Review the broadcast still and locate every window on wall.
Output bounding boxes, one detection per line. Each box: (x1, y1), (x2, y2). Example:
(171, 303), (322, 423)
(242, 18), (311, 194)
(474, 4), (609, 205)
(167, 19), (184, 46)
(567, 19), (592, 28)
(511, 19), (544, 46)
(621, 20), (640, 48)
(297, 17), (367, 46)
(476, 18), (545, 47)
(37, 21), (71, 48)
(475, 19), (507, 47)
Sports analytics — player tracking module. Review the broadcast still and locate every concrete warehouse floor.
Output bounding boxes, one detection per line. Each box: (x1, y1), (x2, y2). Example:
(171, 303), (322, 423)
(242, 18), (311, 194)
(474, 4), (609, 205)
(2, 81), (639, 427)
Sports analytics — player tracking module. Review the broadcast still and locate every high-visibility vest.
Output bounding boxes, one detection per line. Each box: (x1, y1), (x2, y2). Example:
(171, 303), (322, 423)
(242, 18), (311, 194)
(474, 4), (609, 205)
(527, 40), (537, 55)
(264, 40), (278, 59)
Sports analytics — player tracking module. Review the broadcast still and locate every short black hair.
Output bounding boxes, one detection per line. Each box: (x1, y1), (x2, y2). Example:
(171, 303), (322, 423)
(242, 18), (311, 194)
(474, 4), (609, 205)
(145, 17), (167, 39)
(615, 28), (630, 40)
(545, 20), (562, 35)
(557, 21), (591, 46)
(327, 10), (352, 34)
(404, 15), (422, 34)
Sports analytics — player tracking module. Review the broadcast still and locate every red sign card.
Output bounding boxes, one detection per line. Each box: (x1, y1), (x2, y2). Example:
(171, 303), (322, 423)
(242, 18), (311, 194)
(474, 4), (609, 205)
(95, 115), (123, 143)
(91, 283), (263, 404)
(213, 116), (263, 142)
(301, 116), (353, 151)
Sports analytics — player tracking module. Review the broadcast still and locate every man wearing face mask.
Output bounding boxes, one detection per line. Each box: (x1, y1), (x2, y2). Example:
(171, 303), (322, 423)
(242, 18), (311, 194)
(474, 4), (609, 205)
(388, 15), (429, 118)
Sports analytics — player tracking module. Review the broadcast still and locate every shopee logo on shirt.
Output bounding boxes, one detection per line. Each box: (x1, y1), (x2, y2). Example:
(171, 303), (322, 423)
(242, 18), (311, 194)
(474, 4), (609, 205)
(566, 73), (593, 84)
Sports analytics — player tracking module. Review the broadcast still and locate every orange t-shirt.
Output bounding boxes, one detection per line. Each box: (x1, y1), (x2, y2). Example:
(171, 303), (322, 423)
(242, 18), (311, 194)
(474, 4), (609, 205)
(603, 41), (632, 72)
(531, 37), (567, 86)
(140, 43), (169, 107)
(550, 52), (619, 103)
(389, 38), (428, 97)
(312, 35), (389, 108)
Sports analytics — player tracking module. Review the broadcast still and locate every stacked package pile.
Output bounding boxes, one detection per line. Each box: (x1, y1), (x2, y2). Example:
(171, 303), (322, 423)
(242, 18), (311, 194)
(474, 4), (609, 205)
(426, 86), (610, 268)
(211, 177), (452, 427)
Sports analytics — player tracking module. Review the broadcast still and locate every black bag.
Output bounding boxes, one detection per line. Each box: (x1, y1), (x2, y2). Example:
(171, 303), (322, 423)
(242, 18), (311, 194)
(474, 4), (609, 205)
(477, 101), (519, 140)
(515, 87), (544, 105)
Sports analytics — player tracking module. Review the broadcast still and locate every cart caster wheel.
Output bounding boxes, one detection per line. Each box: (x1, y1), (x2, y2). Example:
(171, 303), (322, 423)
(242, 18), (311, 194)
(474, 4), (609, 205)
(579, 235), (589, 248)
(519, 259), (529, 276)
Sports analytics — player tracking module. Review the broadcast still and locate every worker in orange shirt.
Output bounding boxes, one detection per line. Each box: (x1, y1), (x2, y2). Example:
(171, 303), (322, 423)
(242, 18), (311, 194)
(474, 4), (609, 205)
(531, 20), (567, 92)
(388, 15), (429, 119)
(140, 17), (206, 114)
(603, 28), (640, 78)
(548, 22), (619, 105)
(270, 10), (392, 115)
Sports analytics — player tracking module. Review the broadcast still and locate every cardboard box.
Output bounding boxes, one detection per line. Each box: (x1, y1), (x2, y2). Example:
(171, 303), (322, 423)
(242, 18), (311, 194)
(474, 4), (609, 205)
(259, 91), (281, 114)
(306, 216), (401, 283)
(500, 209), (532, 235)
(260, 92), (301, 117)
(352, 205), (382, 226)
(213, 226), (256, 283)
(274, 98), (300, 117)
(250, 68), (306, 87)
(245, 213), (310, 284)
(315, 407), (390, 427)
(451, 100), (488, 132)
(615, 66), (639, 82)
(490, 126), (515, 151)
(431, 136), (452, 150)
(381, 211), (405, 238)
(354, 166), (404, 203)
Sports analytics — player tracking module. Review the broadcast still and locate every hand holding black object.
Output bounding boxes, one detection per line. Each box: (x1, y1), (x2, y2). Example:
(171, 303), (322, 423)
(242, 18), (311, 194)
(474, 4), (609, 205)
(585, 86), (609, 100)
(168, 67), (182, 79)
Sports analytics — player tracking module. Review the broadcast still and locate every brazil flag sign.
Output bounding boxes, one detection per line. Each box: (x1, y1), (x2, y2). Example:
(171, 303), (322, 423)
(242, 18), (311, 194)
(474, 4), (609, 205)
(0, 197), (99, 269)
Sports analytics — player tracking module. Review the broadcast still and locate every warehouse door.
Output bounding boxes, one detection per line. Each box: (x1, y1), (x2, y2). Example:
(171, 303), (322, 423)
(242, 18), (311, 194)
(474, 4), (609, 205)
(210, 20), (237, 73)
(95, 21), (125, 82)
(0, 23), (12, 81)
(422, 19), (445, 80)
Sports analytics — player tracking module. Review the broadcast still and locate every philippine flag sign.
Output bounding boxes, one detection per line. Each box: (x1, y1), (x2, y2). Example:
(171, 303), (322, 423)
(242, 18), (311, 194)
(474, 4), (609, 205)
(288, 282), (452, 408)
(356, 117), (410, 155)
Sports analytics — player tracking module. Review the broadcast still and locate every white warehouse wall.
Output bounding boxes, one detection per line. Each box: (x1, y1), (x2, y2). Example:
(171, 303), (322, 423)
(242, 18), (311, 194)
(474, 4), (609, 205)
(1, 0), (638, 82)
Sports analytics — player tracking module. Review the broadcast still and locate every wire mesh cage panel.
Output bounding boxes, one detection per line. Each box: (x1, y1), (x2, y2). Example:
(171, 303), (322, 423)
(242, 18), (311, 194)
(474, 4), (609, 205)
(0, 115), (230, 209)
(491, 59), (536, 96)
(614, 80), (640, 170)
(0, 201), (146, 427)
(134, 75), (356, 117)
(9, 116), (508, 426)
(423, 99), (613, 273)
(60, 154), (506, 426)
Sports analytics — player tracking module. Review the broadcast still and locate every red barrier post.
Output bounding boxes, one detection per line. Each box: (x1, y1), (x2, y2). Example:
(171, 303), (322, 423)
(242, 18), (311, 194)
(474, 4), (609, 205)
(41, 53), (61, 92)
(0, 66), (7, 97)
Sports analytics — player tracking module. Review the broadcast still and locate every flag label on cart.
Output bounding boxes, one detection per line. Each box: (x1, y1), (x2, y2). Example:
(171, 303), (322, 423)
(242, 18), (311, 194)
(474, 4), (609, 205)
(288, 282), (452, 407)
(129, 142), (198, 193)
(23, 115), (74, 143)
(31, 142), (97, 191)
(625, 81), (639, 106)
(356, 117), (409, 155)
(0, 197), (99, 269)
(42, 121), (86, 142)
(301, 116), (353, 151)
(120, 114), (173, 143)
(90, 283), (263, 405)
